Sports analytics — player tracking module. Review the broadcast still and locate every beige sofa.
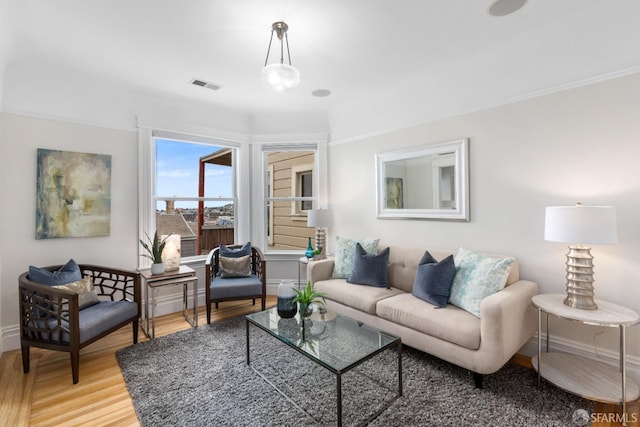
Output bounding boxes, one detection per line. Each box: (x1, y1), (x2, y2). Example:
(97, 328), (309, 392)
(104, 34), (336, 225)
(308, 245), (538, 387)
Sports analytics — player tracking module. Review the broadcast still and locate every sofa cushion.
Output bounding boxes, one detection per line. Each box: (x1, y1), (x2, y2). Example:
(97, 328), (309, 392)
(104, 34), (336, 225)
(347, 243), (389, 288)
(412, 252), (456, 308)
(386, 246), (455, 293)
(332, 236), (380, 279)
(376, 293), (481, 350)
(449, 248), (514, 318)
(29, 259), (82, 286)
(314, 279), (402, 314)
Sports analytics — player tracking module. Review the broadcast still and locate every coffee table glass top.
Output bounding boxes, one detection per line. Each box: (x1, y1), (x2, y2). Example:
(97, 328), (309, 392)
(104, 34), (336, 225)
(246, 306), (399, 372)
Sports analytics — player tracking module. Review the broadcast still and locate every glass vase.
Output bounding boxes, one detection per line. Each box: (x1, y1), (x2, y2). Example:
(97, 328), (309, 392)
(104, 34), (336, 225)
(298, 302), (313, 319)
(277, 280), (297, 318)
(305, 237), (314, 259)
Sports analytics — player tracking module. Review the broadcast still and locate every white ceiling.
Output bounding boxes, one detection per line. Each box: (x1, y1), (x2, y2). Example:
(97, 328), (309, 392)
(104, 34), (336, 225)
(2, 0), (640, 141)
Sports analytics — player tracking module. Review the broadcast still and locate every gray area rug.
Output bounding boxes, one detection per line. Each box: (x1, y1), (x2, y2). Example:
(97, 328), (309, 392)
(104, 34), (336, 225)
(116, 315), (594, 426)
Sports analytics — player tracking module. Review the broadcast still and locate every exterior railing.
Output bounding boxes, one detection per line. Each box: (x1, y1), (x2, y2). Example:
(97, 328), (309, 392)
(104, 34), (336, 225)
(200, 226), (234, 254)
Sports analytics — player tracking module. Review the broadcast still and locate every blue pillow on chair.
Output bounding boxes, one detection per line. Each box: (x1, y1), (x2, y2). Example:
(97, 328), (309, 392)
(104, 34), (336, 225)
(412, 251), (456, 308)
(29, 259), (82, 286)
(347, 243), (390, 288)
(219, 242), (251, 258)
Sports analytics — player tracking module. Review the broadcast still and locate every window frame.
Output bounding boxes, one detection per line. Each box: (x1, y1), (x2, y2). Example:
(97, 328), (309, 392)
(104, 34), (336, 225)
(255, 141), (328, 255)
(290, 163), (314, 217)
(138, 124), (249, 266)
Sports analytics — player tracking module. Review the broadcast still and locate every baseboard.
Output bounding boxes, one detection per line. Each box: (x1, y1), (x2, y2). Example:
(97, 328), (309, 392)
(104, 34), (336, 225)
(519, 332), (640, 383)
(1, 324), (20, 354)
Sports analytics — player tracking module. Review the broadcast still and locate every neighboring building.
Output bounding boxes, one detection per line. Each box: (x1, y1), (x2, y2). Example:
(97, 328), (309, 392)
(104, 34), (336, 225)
(156, 209), (197, 258)
(267, 151), (315, 251)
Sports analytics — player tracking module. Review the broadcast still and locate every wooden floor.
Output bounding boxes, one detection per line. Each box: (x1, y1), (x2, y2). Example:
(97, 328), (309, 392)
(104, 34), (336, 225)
(0, 296), (637, 427)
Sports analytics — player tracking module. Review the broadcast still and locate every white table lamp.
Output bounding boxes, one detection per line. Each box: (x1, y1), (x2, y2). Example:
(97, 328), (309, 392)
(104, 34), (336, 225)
(544, 203), (617, 310)
(161, 234), (181, 272)
(307, 209), (334, 259)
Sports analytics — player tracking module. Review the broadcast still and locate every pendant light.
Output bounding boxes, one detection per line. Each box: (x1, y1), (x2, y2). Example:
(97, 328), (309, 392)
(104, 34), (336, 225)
(261, 21), (300, 91)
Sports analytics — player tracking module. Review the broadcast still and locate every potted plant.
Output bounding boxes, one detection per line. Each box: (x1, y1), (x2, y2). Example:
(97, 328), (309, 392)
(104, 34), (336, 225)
(139, 231), (171, 275)
(292, 281), (327, 319)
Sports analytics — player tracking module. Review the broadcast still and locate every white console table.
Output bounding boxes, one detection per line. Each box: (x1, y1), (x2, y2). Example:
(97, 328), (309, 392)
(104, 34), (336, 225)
(532, 294), (640, 425)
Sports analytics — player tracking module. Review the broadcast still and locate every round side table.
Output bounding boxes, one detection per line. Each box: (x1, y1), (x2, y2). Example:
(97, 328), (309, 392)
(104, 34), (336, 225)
(532, 294), (640, 425)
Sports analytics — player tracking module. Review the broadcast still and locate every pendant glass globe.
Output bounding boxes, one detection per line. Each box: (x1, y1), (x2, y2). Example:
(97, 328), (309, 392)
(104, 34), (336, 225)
(261, 63), (301, 91)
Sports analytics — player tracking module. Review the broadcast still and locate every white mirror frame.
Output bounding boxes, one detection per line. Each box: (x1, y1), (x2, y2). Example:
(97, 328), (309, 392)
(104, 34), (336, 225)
(376, 138), (469, 221)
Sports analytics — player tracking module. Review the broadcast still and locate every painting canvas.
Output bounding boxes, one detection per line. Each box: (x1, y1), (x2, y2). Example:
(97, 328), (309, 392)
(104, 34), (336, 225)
(36, 148), (112, 239)
(385, 177), (403, 209)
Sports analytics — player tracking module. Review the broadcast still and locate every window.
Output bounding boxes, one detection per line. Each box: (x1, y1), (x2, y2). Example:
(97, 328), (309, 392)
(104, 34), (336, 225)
(291, 163), (314, 215)
(264, 148), (317, 251)
(300, 171), (313, 211)
(143, 133), (239, 259)
(142, 126), (325, 259)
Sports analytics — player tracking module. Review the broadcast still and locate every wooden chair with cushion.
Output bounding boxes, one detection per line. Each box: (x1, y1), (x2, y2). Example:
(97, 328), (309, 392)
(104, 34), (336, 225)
(205, 243), (267, 324)
(18, 262), (140, 384)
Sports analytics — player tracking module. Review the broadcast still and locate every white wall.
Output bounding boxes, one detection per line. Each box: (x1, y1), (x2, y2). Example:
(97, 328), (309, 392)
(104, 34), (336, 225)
(0, 111), (312, 352)
(328, 72), (640, 369)
(0, 113), (139, 350)
(2, 66), (639, 376)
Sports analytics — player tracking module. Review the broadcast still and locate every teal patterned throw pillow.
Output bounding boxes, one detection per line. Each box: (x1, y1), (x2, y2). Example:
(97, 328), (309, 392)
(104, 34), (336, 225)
(448, 248), (514, 318)
(331, 236), (380, 279)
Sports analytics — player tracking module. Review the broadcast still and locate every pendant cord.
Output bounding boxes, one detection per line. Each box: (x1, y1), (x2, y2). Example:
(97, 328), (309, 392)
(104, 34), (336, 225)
(285, 32), (292, 66)
(263, 29), (275, 67)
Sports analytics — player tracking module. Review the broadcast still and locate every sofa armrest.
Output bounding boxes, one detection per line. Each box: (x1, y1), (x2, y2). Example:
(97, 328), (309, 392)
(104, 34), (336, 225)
(307, 258), (335, 284)
(479, 279), (539, 366)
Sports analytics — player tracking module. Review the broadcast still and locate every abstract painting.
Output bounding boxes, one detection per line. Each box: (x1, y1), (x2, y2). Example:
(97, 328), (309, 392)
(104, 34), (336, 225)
(36, 148), (111, 239)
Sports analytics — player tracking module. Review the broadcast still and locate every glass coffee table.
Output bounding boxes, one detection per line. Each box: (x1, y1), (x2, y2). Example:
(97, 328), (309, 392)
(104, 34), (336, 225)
(246, 306), (402, 426)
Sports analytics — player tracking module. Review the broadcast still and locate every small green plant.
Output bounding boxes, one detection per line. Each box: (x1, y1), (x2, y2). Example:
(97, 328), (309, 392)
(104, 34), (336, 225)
(139, 231), (171, 264)
(293, 281), (327, 317)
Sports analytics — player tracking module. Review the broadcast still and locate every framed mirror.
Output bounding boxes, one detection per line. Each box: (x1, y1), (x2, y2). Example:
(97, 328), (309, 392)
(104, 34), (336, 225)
(376, 138), (469, 221)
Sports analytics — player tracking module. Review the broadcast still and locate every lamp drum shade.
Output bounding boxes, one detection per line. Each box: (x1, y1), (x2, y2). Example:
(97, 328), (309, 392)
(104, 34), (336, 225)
(307, 209), (334, 228)
(544, 206), (617, 245)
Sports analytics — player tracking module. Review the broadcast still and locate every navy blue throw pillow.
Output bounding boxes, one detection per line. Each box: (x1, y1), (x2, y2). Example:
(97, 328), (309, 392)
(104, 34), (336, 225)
(412, 251), (456, 308)
(219, 242), (251, 258)
(347, 243), (390, 288)
(28, 259), (82, 286)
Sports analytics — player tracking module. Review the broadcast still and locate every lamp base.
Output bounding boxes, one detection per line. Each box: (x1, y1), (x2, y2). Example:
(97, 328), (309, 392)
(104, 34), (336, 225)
(563, 245), (598, 310)
(315, 228), (327, 260)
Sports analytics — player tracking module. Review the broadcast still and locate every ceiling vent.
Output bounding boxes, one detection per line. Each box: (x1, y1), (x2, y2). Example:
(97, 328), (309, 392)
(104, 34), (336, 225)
(190, 78), (222, 91)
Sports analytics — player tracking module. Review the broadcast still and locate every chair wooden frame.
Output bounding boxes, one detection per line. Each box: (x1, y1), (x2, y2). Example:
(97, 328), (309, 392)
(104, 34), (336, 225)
(205, 245), (267, 324)
(18, 264), (141, 384)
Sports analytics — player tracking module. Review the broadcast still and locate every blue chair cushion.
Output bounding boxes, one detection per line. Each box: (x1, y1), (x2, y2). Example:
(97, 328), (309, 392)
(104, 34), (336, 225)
(219, 242), (251, 258)
(210, 274), (262, 299)
(29, 259), (82, 286)
(37, 300), (138, 344)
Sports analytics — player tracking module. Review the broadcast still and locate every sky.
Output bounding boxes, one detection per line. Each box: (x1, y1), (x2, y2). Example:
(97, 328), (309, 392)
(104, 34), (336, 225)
(155, 138), (233, 209)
